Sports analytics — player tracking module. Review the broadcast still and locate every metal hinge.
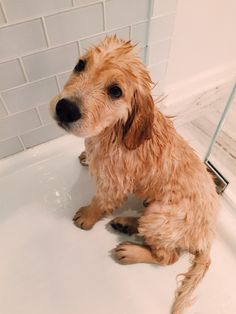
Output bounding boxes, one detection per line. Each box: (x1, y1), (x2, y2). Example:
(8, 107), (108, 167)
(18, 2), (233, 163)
(205, 160), (229, 194)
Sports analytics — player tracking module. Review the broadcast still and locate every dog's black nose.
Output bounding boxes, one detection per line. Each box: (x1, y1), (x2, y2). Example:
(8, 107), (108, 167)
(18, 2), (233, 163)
(56, 98), (81, 123)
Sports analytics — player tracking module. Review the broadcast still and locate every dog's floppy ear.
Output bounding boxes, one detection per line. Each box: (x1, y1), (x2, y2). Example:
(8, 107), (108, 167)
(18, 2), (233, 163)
(123, 90), (154, 150)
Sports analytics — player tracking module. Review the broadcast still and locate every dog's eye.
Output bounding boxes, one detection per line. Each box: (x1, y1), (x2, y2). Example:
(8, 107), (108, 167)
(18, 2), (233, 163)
(108, 85), (122, 99)
(74, 59), (86, 72)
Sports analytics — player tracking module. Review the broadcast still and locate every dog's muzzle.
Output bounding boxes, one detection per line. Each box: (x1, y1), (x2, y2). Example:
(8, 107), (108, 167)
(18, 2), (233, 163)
(55, 98), (81, 125)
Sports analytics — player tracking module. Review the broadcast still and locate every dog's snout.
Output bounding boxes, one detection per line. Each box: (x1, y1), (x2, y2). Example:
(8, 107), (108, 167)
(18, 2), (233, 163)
(56, 98), (81, 123)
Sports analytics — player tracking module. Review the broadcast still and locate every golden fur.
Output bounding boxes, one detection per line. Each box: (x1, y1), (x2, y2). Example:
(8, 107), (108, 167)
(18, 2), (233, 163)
(49, 36), (219, 314)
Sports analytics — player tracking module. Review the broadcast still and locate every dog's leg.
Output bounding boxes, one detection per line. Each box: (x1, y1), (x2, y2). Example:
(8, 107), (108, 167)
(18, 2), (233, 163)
(73, 188), (127, 230)
(109, 216), (138, 235)
(79, 151), (89, 167)
(114, 242), (180, 265)
(73, 203), (103, 230)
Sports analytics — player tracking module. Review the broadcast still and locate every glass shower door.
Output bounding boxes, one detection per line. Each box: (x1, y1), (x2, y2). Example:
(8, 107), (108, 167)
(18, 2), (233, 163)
(204, 83), (236, 198)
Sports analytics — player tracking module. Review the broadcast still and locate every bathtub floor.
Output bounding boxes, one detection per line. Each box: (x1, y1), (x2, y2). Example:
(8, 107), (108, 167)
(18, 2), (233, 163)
(0, 135), (236, 314)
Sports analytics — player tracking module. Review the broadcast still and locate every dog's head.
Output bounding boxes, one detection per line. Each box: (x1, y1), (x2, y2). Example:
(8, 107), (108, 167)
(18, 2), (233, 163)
(49, 36), (154, 149)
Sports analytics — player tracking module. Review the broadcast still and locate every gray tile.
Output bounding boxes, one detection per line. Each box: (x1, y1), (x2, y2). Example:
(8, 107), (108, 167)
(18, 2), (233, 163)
(132, 21), (148, 46)
(80, 27), (130, 50)
(153, 0), (177, 16)
(0, 109), (41, 141)
(2, 0), (72, 22)
(150, 15), (175, 43)
(0, 136), (24, 159)
(57, 71), (72, 90)
(38, 103), (54, 124)
(106, 0), (149, 29)
(0, 59), (26, 91)
(22, 42), (79, 81)
(0, 19), (47, 61)
(21, 123), (66, 148)
(2, 77), (59, 113)
(45, 3), (104, 45)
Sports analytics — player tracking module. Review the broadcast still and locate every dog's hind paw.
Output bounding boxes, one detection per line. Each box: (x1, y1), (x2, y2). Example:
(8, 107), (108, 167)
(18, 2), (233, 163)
(79, 151), (89, 167)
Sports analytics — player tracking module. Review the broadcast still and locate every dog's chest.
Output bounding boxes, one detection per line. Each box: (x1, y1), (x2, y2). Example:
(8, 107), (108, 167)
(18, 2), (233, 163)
(85, 138), (133, 181)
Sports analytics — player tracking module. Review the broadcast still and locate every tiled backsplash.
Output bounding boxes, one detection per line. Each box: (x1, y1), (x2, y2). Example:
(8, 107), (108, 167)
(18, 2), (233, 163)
(0, 0), (176, 159)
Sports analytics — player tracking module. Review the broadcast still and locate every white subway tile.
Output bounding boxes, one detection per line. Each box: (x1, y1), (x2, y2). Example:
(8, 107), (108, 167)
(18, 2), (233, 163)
(106, 0), (149, 29)
(57, 71), (72, 89)
(153, 0), (177, 16)
(0, 137), (24, 159)
(38, 103), (53, 124)
(80, 27), (130, 50)
(45, 4), (104, 45)
(22, 43), (79, 81)
(0, 4), (6, 25)
(0, 19), (47, 61)
(74, 0), (100, 6)
(2, 0), (72, 22)
(0, 98), (7, 118)
(150, 15), (175, 43)
(21, 123), (65, 148)
(132, 22), (148, 46)
(0, 59), (26, 91)
(149, 39), (171, 65)
(0, 109), (41, 141)
(2, 77), (59, 113)
(149, 61), (167, 83)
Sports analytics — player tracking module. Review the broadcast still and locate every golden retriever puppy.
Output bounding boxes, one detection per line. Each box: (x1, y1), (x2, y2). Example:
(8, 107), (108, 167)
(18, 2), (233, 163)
(49, 36), (219, 314)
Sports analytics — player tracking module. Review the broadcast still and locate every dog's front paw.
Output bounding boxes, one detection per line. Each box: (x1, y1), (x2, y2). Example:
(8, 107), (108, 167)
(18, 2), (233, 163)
(73, 206), (96, 230)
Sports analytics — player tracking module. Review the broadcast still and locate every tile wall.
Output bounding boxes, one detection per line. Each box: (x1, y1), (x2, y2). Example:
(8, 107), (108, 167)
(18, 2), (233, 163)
(0, 0), (177, 158)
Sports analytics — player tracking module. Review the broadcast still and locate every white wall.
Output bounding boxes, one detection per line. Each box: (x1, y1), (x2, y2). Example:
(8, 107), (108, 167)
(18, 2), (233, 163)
(165, 0), (236, 90)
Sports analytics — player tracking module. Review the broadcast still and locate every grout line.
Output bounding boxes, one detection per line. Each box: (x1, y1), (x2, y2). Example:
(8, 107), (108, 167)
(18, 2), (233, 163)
(44, 1), (103, 18)
(151, 11), (177, 20)
(102, 1), (107, 31)
(144, 0), (155, 65)
(55, 75), (61, 91)
(0, 107), (36, 121)
(71, 0), (76, 6)
(0, 94), (10, 115)
(0, 16), (42, 30)
(77, 41), (82, 56)
(129, 25), (132, 40)
(14, 40), (78, 60)
(0, 122), (56, 145)
(35, 106), (44, 125)
(17, 135), (26, 150)
(41, 16), (51, 47)
(0, 1), (8, 23)
(18, 57), (29, 82)
(0, 70), (72, 93)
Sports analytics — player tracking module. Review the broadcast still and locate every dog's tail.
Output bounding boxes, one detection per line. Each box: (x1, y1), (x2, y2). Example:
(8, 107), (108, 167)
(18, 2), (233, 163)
(171, 250), (211, 314)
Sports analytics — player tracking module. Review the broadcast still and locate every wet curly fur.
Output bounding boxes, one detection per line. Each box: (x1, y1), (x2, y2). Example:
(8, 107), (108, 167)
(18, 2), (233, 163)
(50, 36), (219, 314)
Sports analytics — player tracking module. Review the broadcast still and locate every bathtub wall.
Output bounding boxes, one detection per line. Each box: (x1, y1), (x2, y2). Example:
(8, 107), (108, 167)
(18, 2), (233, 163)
(0, 0), (181, 159)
